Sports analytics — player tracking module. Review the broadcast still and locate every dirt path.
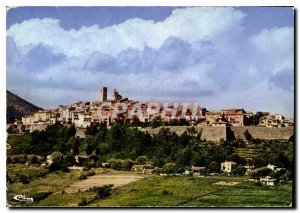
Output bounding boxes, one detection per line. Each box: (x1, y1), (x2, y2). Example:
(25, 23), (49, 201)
(64, 173), (144, 193)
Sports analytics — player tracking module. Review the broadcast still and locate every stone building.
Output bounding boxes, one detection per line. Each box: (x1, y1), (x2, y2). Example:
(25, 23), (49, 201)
(221, 161), (237, 173)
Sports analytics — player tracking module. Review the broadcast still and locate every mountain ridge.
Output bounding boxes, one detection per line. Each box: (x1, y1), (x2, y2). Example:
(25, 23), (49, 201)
(6, 90), (42, 123)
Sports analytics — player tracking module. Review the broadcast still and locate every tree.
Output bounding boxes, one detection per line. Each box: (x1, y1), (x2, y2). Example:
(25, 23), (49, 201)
(208, 161), (220, 173)
(51, 151), (63, 165)
(65, 125), (76, 139)
(85, 124), (99, 136)
(232, 164), (246, 175)
(135, 156), (147, 165)
(249, 167), (273, 179)
(49, 151), (64, 171)
(95, 147), (101, 156)
(67, 136), (80, 156)
(86, 145), (93, 156)
(65, 154), (76, 166)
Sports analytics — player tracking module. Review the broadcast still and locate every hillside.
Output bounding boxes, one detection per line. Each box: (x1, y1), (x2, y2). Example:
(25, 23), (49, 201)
(6, 90), (42, 123)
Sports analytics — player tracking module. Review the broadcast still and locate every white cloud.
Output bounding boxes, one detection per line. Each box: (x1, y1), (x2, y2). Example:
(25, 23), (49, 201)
(250, 26), (294, 74)
(6, 7), (294, 117)
(7, 7), (246, 57)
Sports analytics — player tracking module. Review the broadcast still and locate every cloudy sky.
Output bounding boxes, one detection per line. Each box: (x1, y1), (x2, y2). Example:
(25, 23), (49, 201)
(6, 7), (294, 117)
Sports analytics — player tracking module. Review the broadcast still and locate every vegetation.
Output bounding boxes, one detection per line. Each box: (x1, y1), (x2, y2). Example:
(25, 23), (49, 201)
(88, 176), (292, 207)
(6, 165), (83, 207)
(6, 122), (294, 207)
(7, 122), (294, 176)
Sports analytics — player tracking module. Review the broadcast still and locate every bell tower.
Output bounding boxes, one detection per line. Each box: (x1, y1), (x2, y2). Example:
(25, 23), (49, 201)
(99, 87), (107, 102)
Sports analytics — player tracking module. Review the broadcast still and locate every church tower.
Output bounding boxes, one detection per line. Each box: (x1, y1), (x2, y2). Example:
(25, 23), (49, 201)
(99, 87), (107, 102)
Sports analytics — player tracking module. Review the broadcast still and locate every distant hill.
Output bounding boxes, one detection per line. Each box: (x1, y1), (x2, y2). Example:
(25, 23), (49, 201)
(6, 90), (43, 123)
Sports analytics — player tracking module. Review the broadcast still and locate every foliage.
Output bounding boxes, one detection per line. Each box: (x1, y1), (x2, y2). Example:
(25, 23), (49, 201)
(162, 163), (177, 175)
(135, 156), (147, 164)
(51, 151), (64, 165)
(78, 197), (88, 206)
(87, 170), (96, 176)
(32, 191), (52, 202)
(93, 184), (113, 199)
(208, 161), (220, 173)
(248, 167), (273, 179)
(232, 164), (246, 176)
(79, 174), (88, 180)
(7, 123), (293, 175)
(108, 159), (133, 170)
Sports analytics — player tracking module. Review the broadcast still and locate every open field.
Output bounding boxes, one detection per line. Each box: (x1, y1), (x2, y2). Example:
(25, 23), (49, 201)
(64, 172), (145, 193)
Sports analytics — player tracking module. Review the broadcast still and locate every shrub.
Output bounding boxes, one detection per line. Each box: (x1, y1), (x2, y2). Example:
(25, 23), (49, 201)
(232, 164), (246, 176)
(32, 191), (52, 201)
(51, 151), (63, 165)
(49, 163), (61, 172)
(78, 197), (88, 206)
(87, 170), (96, 176)
(28, 155), (40, 164)
(135, 156), (147, 165)
(93, 185), (113, 199)
(65, 155), (76, 166)
(108, 159), (134, 171)
(162, 189), (173, 195)
(162, 163), (177, 175)
(19, 174), (30, 184)
(61, 164), (70, 173)
(79, 174), (88, 180)
(255, 182), (262, 186)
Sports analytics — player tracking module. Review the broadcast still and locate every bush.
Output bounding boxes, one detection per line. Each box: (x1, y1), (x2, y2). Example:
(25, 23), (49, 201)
(79, 174), (88, 180)
(28, 155), (40, 164)
(51, 151), (63, 165)
(49, 163), (61, 172)
(232, 164), (246, 176)
(135, 156), (147, 164)
(162, 189), (173, 195)
(93, 185), (113, 199)
(78, 197), (88, 206)
(87, 170), (96, 176)
(32, 191), (52, 201)
(65, 155), (76, 166)
(108, 159), (133, 171)
(255, 182), (262, 186)
(10, 154), (28, 164)
(61, 164), (70, 173)
(162, 163), (177, 175)
(19, 174), (30, 184)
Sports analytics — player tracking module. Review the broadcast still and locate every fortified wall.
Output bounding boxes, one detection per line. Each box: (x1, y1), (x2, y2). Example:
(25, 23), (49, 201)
(229, 126), (294, 140)
(141, 126), (294, 142)
(141, 126), (227, 142)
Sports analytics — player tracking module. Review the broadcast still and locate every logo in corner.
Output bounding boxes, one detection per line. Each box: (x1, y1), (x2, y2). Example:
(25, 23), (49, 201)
(13, 195), (33, 202)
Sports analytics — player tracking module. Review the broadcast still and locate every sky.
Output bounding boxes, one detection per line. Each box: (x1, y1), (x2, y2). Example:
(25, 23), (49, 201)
(6, 6), (294, 117)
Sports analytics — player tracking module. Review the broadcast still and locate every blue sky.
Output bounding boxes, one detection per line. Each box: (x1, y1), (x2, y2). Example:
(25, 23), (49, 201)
(6, 7), (294, 117)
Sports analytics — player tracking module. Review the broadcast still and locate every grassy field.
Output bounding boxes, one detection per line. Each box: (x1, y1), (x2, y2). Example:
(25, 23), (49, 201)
(7, 165), (293, 207)
(89, 175), (292, 207)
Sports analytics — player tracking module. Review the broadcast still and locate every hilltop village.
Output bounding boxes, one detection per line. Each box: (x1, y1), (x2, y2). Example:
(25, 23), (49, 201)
(12, 87), (293, 133)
